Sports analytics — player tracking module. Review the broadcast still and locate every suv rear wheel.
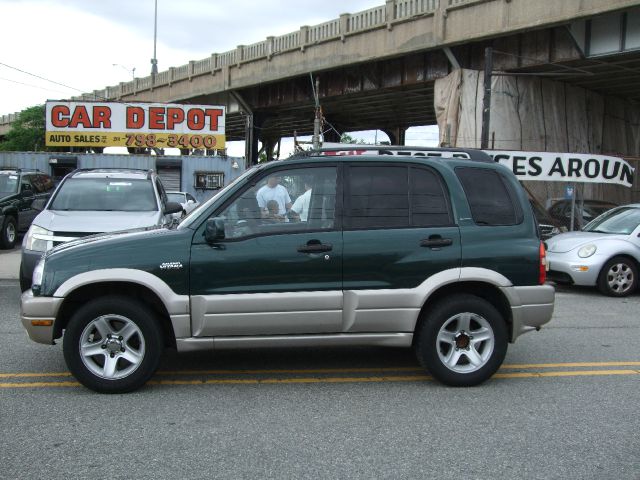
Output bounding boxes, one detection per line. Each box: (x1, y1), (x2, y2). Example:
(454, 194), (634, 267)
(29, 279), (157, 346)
(0, 215), (17, 249)
(414, 294), (508, 386)
(63, 296), (163, 393)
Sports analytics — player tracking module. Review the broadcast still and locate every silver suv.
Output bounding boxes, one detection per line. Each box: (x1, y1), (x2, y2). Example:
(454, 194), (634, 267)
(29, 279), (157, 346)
(20, 168), (181, 290)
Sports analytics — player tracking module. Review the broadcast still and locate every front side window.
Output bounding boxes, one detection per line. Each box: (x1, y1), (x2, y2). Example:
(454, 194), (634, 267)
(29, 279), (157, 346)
(50, 178), (158, 211)
(217, 167), (337, 239)
(20, 175), (34, 194)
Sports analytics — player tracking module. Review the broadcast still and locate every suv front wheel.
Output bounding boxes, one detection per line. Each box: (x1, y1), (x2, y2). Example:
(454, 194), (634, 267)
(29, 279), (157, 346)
(63, 296), (163, 393)
(414, 294), (507, 386)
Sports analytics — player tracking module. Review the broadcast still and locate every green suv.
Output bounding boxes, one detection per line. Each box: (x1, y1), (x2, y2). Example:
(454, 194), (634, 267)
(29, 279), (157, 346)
(21, 148), (555, 393)
(0, 169), (55, 249)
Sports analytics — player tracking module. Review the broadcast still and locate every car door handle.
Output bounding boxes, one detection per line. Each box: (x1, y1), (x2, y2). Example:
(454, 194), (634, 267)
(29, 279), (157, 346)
(420, 236), (453, 248)
(297, 241), (333, 253)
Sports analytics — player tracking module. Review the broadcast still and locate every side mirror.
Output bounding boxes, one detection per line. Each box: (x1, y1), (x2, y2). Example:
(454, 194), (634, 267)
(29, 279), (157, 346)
(163, 201), (183, 215)
(31, 198), (47, 212)
(205, 217), (225, 243)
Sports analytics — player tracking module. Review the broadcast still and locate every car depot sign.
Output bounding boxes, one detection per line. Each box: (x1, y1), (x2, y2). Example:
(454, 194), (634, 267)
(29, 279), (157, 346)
(45, 101), (225, 150)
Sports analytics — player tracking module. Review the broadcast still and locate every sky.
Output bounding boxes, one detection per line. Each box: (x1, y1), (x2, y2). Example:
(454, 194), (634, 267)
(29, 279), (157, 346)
(0, 0), (439, 155)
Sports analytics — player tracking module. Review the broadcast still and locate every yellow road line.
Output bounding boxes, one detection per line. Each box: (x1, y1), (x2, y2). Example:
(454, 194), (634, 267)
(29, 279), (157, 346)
(1, 369), (639, 389)
(0, 381), (80, 388)
(502, 361), (640, 369)
(0, 372), (73, 379)
(2, 361), (640, 379)
(495, 369), (640, 379)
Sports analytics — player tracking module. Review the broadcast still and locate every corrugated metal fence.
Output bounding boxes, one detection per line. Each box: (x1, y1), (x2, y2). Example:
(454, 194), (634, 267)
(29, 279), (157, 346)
(0, 152), (246, 203)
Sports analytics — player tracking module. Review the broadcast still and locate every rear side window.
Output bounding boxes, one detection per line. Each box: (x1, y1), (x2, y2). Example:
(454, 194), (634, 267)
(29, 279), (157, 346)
(456, 167), (522, 226)
(347, 166), (409, 228)
(345, 165), (451, 229)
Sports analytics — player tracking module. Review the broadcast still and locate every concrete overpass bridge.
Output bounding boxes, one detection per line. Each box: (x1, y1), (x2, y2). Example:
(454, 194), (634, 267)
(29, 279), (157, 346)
(2, 0), (640, 165)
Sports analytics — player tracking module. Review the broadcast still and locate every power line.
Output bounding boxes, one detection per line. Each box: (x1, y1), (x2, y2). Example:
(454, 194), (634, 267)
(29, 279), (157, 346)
(0, 77), (72, 95)
(0, 61), (83, 93)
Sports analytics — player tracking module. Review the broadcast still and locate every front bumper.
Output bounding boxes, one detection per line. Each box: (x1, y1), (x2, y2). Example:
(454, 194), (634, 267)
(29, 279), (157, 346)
(504, 284), (555, 342)
(20, 289), (63, 345)
(546, 252), (602, 286)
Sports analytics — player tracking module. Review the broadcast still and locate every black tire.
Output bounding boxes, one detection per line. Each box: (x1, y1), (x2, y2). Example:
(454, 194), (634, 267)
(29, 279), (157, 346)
(414, 294), (508, 387)
(597, 256), (638, 297)
(0, 216), (17, 249)
(19, 261), (31, 292)
(63, 296), (163, 393)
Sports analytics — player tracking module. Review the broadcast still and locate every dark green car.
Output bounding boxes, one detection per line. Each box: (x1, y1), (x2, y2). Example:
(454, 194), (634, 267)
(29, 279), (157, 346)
(0, 169), (55, 249)
(21, 148), (555, 393)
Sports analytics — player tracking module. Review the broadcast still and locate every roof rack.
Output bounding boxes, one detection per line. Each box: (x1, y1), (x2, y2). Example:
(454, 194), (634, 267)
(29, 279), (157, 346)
(70, 168), (155, 179)
(0, 167), (42, 173)
(292, 146), (493, 163)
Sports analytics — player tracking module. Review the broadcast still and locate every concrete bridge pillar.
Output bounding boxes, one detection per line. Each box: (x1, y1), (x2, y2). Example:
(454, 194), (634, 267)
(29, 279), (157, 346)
(434, 68), (640, 206)
(382, 127), (406, 146)
(434, 68), (640, 157)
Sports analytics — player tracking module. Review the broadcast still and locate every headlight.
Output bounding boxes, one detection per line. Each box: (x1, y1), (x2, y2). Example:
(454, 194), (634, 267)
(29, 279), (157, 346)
(578, 244), (597, 258)
(24, 225), (53, 252)
(32, 256), (46, 290)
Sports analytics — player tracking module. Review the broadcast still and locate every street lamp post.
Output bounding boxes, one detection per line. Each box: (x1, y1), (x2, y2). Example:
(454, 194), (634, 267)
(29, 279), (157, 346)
(113, 64), (136, 80)
(151, 0), (158, 76)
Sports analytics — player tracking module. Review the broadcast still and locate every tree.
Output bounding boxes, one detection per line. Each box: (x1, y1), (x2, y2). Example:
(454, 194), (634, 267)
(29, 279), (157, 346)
(339, 133), (365, 144)
(0, 105), (47, 152)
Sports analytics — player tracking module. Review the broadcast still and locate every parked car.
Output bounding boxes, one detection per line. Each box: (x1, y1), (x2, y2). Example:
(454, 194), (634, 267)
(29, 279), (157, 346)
(166, 191), (199, 220)
(20, 147), (554, 393)
(529, 199), (564, 240)
(547, 204), (640, 296)
(0, 169), (55, 249)
(20, 168), (182, 291)
(548, 199), (618, 230)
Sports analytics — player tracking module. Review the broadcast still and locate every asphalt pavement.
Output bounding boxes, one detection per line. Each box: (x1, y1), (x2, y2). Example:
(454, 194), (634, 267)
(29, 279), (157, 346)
(1, 278), (639, 479)
(0, 240), (20, 280)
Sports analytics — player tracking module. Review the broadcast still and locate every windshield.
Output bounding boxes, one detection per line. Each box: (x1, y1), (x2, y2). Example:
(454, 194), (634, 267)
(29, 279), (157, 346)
(0, 174), (19, 195)
(583, 207), (640, 235)
(178, 167), (256, 229)
(167, 193), (185, 203)
(50, 178), (158, 211)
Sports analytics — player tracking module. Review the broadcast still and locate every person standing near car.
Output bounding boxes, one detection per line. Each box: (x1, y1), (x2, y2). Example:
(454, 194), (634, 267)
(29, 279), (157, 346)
(256, 175), (291, 217)
(290, 180), (312, 222)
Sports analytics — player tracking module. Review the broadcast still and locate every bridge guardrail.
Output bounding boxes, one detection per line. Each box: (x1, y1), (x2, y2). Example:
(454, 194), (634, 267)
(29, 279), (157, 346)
(0, 0), (461, 118)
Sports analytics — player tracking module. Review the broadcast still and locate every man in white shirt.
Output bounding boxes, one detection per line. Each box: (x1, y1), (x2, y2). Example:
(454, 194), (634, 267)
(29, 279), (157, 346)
(290, 181), (312, 221)
(256, 175), (291, 217)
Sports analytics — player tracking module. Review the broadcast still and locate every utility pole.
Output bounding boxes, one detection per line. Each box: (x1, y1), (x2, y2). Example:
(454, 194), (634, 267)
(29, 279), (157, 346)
(311, 75), (321, 149)
(480, 46), (493, 149)
(151, 0), (158, 76)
